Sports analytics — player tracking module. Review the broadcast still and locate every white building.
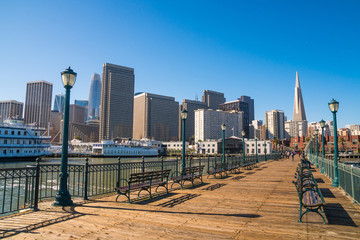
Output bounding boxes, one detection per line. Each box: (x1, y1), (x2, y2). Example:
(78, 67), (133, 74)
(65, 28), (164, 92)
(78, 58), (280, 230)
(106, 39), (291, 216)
(285, 120), (308, 139)
(307, 121), (332, 137)
(194, 109), (244, 142)
(265, 110), (285, 139)
(345, 124), (360, 135)
(245, 139), (272, 155)
(195, 140), (219, 154)
(252, 120), (263, 139)
(163, 141), (189, 153)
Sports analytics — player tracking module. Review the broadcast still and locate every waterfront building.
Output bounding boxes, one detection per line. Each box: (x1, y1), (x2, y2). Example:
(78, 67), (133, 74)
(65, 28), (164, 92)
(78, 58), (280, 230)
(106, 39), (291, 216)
(53, 94), (65, 113)
(69, 122), (99, 142)
(194, 109), (244, 142)
(195, 140), (219, 154)
(88, 73), (101, 120)
(179, 99), (207, 141)
(100, 63), (134, 140)
(245, 139), (272, 154)
(24, 80), (53, 129)
(133, 92), (179, 141)
(0, 100), (23, 121)
(239, 96), (255, 122)
(265, 110), (285, 139)
(219, 99), (250, 138)
(162, 141), (189, 154)
(201, 90), (226, 110)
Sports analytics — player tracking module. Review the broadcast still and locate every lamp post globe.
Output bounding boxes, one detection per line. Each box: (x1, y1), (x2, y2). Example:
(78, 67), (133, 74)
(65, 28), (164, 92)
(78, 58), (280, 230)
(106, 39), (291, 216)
(53, 67), (77, 206)
(329, 99), (340, 187)
(221, 124), (226, 164)
(319, 119), (326, 173)
(181, 109), (188, 171)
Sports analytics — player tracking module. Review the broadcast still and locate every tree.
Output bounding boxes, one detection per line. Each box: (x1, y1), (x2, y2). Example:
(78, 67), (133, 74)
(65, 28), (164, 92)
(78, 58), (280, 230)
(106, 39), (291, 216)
(339, 138), (346, 151)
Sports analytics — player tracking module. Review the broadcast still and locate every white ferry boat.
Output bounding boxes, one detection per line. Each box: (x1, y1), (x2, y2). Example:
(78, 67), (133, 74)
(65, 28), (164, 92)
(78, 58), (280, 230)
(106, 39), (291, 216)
(92, 140), (160, 157)
(0, 119), (51, 160)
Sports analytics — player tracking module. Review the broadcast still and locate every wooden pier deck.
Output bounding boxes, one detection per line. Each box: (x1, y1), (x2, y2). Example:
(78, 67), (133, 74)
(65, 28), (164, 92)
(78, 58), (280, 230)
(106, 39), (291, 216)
(1, 156), (360, 239)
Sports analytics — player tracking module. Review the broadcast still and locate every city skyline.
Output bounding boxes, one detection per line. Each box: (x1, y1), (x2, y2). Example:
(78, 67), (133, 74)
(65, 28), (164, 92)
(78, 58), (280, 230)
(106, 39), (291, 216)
(0, 1), (359, 128)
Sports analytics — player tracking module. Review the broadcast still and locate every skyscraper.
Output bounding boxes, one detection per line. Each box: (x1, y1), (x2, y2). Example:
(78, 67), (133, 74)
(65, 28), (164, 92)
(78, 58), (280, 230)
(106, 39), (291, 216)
(293, 72), (306, 121)
(100, 63), (134, 140)
(0, 100), (23, 120)
(75, 100), (88, 121)
(179, 99), (207, 141)
(133, 93), (179, 141)
(24, 81), (53, 128)
(88, 73), (101, 120)
(265, 110), (285, 139)
(53, 94), (65, 112)
(202, 90), (226, 110)
(219, 99), (249, 137)
(239, 96), (255, 122)
(194, 109), (244, 142)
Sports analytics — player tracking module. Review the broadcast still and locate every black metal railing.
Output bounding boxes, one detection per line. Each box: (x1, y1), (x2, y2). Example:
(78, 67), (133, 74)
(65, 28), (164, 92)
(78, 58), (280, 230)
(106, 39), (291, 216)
(0, 153), (281, 216)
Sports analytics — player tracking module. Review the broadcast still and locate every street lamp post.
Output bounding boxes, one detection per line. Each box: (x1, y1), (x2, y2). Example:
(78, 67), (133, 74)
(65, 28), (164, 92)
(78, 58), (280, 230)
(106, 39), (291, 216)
(221, 124), (226, 164)
(255, 137), (258, 163)
(320, 119), (326, 173)
(181, 110), (188, 171)
(53, 67), (77, 206)
(315, 129), (319, 168)
(241, 131), (246, 165)
(329, 99), (340, 187)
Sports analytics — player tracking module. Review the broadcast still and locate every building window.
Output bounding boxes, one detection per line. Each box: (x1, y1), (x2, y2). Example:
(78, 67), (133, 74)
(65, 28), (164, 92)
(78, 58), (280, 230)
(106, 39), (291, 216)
(212, 149), (214, 153)
(3, 150), (6, 154)
(5, 130), (8, 135)
(4, 140), (7, 144)
(16, 150), (20, 153)
(11, 131), (14, 135)
(207, 149), (210, 153)
(24, 132), (27, 135)
(35, 133), (38, 136)
(18, 131), (21, 135)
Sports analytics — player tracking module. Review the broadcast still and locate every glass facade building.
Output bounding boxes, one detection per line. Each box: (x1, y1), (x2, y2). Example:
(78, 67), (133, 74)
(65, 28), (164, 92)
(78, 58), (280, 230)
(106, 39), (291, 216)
(88, 73), (101, 120)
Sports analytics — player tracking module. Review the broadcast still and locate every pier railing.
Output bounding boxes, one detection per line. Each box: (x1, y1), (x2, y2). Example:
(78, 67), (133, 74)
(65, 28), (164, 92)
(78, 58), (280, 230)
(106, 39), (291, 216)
(306, 152), (360, 204)
(0, 153), (281, 216)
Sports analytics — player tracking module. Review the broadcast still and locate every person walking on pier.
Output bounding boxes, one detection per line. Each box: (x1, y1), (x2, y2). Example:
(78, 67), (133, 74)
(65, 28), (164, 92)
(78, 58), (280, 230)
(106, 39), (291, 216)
(291, 151), (295, 161)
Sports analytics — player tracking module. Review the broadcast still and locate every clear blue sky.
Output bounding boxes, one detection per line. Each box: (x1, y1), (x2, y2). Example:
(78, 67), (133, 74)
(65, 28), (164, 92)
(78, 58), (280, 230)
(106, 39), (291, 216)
(0, 0), (359, 128)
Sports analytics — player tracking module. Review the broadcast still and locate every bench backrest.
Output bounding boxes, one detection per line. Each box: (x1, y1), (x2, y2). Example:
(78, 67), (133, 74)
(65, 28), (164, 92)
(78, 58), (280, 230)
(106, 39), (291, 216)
(215, 163), (227, 169)
(129, 169), (171, 184)
(182, 165), (205, 175)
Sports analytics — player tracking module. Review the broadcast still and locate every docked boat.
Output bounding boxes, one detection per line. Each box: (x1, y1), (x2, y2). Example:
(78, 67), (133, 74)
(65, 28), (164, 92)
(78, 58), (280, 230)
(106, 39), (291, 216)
(92, 140), (160, 157)
(0, 119), (51, 160)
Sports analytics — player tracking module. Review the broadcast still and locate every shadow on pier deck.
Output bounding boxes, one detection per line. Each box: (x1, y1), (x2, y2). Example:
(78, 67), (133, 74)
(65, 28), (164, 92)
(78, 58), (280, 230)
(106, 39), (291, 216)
(1, 156), (360, 239)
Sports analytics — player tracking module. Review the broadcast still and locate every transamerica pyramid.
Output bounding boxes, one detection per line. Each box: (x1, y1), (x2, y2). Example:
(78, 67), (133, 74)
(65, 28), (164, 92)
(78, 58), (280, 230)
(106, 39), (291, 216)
(293, 72), (307, 121)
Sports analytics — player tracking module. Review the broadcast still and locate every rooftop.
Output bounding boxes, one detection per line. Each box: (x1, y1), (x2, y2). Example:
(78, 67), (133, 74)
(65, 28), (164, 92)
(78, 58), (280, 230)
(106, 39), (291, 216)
(1, 157), (360, 239)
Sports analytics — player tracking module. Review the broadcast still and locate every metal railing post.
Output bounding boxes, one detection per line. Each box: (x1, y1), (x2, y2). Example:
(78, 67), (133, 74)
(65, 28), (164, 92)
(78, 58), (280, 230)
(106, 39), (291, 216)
(117, 157), (121, 187)
(33, 157), (41, 211)
(142, 156), (145, 173)
(84, 158), (89, 200)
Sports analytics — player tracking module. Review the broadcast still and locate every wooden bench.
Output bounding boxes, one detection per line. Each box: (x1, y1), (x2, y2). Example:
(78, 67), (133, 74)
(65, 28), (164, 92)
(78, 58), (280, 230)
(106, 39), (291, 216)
(293, 161), (326, 224)
(171, 165), (205, 188)
(115, 169), (171, 203)
(207, 162), (228, 178)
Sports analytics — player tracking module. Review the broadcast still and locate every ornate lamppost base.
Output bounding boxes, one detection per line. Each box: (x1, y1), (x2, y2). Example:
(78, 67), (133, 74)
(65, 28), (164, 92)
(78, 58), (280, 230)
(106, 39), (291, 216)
(53, 190), (73, 206)
(331, 178), (339, 187)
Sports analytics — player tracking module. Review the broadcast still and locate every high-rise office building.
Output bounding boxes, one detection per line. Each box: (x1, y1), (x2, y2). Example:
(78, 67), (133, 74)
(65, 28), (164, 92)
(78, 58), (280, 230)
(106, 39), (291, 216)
(133, 93), (179, 141)
(194, 109), (244, 142)
(285, 120), (308, 139)
(202, 90), (225, 110)
(179, 99), (207, 141)
(265, 110), (285, 139)
(0, 100), (23, 120)
(53, 94), (65, 112)
(75, 100), (88, 121)
(24, 81), (53, 128)
(293, 72), (306, 121)
(88, 73), (101, 120)
(69, 104), (86, 124)
(239, 96), (255, 122)
(100, 63), (134, 140)
(219, 99), (249, 138)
